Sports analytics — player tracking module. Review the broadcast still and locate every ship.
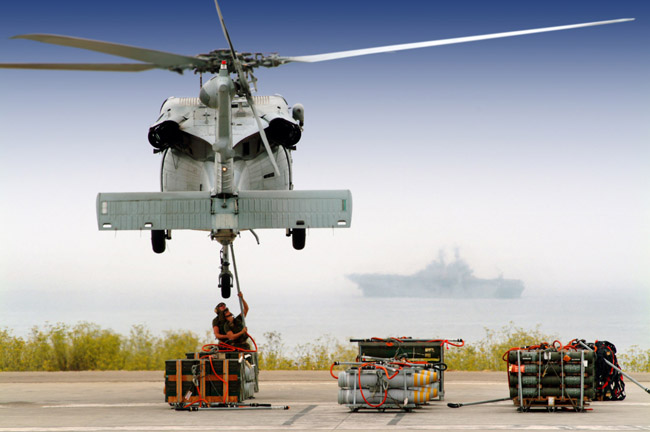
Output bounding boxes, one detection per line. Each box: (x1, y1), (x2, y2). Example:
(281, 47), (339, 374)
(348, 251), (524, 299)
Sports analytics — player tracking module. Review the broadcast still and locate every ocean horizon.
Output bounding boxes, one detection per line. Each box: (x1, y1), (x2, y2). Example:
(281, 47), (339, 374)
(2, 286), (648, 355)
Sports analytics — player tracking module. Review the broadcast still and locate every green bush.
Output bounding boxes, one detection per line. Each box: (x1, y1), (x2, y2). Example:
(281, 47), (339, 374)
(68, 322), (124, 370)
(257, 331), (357, 370)
(618, 345), (650, 373)
(444, 323), (650, 373)
(0, 328), (25, 371)
(0, 323), (205, 371)
(156, 329), (202, 363)
(294, 335), (357, 370)
(1, 323), (648, 372)
(257, 331), (295, 370)
(444, 322), (559, 371)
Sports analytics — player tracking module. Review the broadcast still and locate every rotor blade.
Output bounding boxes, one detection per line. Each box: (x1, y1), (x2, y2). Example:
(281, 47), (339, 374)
(213, 1), (278, 176)
(213, 1), (237, 65)
(0, 62), (157, 72)
(280, 18), (634, 63)
(11, 34), (208, 69)
(212, 0), (250, 93)
(247, 94), (281, 176)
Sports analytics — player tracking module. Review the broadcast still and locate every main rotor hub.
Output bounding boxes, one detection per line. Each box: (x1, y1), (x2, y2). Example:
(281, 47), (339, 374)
(193, 50), (284, 75)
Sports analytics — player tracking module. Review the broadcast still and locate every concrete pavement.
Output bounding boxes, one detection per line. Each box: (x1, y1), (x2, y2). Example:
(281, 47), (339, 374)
(0, 370), (648, 431)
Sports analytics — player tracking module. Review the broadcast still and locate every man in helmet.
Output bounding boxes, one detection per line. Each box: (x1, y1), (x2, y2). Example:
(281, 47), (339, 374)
(223, 292), (250, 350)
(212, 302), (229, 342)
(221, 292), (257, 391)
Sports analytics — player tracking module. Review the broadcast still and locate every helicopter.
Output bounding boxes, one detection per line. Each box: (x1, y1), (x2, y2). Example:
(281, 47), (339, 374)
(0, 2), (634, 299)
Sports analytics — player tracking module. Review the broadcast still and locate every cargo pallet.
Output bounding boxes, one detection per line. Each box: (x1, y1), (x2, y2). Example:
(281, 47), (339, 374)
(164, 351), (257, 407)
(352, 338), (452, 401)
(337, 365), (440, 412)
(507, 348), (595, 412)
(337, 338), (460, 411)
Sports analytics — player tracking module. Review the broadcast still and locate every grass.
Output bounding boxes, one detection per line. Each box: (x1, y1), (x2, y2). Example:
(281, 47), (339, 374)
(1, 322), (648, 372)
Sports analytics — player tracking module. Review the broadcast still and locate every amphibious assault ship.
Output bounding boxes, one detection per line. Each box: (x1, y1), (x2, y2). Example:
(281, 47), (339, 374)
(348, 251), (524, 299)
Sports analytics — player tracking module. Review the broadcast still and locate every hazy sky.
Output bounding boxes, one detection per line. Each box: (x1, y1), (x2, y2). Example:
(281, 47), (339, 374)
(1, 1), (648, 335)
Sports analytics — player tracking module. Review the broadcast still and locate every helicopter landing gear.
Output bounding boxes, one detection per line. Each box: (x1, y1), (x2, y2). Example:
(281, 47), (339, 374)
(218, 245), (233, 298)
(219, 271), (232, 298)
(287, 228), (306, 250)
(212, 230), (237, 298)
(152, 230), (168, 254)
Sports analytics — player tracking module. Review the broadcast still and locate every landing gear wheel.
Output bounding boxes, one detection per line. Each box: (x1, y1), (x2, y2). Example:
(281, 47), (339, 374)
(220, 273), (232, 298)
(291, 228), (306, 250)
(152, 230), (166, 254)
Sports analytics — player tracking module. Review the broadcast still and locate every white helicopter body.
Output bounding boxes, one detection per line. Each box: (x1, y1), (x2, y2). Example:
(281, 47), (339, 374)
(0, 2), (634, 298)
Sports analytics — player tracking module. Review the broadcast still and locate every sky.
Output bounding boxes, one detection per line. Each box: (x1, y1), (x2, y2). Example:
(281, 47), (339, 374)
(0, 1), (648, 340)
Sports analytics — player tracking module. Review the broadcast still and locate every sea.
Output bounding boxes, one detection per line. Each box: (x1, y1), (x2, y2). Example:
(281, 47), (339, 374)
(244, 290), (649, 353)
(3, 287), (648, 355)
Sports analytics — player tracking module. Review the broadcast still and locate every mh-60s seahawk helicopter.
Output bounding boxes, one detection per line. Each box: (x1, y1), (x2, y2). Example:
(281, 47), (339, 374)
(0, 2), (633, 298)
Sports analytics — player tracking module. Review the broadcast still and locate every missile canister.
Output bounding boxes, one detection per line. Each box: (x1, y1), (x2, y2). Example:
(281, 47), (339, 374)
(338, 369), (437, 389)
(508, 363), (594, 375)
(507, 350), (594, 363)
(338, 386), (438, 405)
(507, 347), (596, 411)
(508, 374), (594, 387)
(509, 387), (596, 399)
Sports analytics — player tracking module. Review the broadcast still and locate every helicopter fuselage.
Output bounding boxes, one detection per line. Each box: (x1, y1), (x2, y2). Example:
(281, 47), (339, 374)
(150, 95), (300, 195)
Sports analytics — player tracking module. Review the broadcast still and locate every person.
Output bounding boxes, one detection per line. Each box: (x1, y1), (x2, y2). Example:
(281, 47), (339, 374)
(222, 292), (258, 392)
(212, 302), (229, 342)
(223, 292), (250, 350)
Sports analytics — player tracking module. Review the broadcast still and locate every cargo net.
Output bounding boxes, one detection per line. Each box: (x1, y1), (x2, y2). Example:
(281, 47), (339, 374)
(165, 340), (259, 410)
(166, 350), (258, 410)
(333, 339), (463, 412)
(504, 340), (596, 412)
(570, 339), (626, 401)
(202, 337), (258, 354)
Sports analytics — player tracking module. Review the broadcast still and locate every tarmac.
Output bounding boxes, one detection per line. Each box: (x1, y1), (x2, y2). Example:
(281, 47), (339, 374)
(0, 370), (649, 431)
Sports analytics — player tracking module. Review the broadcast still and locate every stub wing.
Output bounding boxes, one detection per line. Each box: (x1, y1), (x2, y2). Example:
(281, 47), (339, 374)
(96, 190), (352, 231)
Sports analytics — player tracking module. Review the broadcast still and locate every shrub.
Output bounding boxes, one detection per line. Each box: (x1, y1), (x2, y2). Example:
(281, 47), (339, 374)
(68, 322), (124, 370)
(257, 332), (356, 370)
(156, 329), (202, 362)
(618, 345), (650, 372)
(294, 335), (357, 370)
(257, 331), (295, 370)
(0, 328), (25, 371)
(444, 322), (558, 371)
(1, 323), (648, 372)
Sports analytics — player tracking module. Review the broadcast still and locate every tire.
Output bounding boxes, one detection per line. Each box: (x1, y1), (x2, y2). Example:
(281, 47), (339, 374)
(220, 273), (232, 298)
(292, 228), (306, 250)
(152, 230), (166, 254)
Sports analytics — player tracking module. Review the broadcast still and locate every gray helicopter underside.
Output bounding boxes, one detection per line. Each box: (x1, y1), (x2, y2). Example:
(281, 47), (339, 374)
(161, 146), (290, 194)
(153, 95), (296, 193)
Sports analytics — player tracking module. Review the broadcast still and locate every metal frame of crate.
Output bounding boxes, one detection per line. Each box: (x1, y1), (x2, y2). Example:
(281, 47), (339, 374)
(507, 348), (594, 412)
(350, 338), (449, 401)
(165, 352), (255, 406)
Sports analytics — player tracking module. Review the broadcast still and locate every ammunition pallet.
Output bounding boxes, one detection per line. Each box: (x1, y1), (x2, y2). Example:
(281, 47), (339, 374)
(337, 338), (459, 411)
(507, 347), (595, 413)
(164, 352), (256, 406)
(514, 396), (590, 412)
